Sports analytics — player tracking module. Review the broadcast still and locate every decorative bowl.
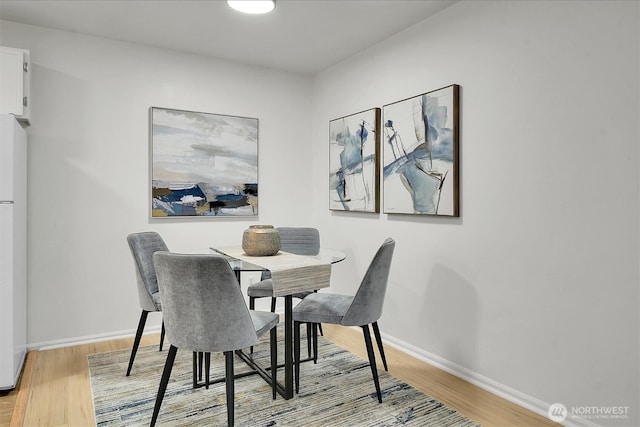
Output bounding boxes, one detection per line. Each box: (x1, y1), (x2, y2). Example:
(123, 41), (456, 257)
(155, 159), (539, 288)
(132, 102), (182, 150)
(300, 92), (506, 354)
(242, 225), (281, 256)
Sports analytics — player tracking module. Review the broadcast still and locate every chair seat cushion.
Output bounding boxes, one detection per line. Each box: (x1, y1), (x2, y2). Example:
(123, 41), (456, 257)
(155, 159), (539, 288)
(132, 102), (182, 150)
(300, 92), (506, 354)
(293, 293), (354, 325)
(247, 279), (274, 297)
(250, 310), (280, 338)
(247, 280), (314, 300)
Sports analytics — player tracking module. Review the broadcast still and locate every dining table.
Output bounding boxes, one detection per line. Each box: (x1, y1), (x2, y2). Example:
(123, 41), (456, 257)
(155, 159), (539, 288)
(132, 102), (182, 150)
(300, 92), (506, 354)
(204, 246), (346, 400)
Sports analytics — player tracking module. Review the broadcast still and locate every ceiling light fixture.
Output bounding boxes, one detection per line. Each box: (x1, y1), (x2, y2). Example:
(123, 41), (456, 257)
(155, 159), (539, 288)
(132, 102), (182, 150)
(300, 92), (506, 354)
(226, 0), (275, 15)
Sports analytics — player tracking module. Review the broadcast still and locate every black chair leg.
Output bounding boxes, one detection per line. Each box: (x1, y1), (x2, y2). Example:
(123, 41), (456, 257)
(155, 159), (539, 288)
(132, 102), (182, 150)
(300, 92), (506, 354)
(159, 321), (165, 352)
(372, 321), (388, 371)
(306, 323), (312, 358)
(224, 351), (235, 427)
(312, 323), (318, 364)
(192, 352), (197, 388)
(294, 321), (301, 394)
(270, 297), (277, 312)
(249, 297), (255, 354)
(150, 345), (178, 427)
(270, 326), (277, 400)
(362, 324), (382, 403)
(311, 291), (323, 336)
(126, 310), (148, 376)
(205, 352), (211, 389)
(198, 352), (204, 381)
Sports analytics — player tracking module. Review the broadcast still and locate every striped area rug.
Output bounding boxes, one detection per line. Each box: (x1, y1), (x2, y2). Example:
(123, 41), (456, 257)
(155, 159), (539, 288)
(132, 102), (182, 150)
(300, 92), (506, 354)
(88, 330), (479, 426)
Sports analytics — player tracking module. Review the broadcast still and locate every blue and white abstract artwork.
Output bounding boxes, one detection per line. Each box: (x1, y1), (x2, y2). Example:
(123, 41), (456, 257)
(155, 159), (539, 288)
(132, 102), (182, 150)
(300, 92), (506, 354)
(329, 108), (380, 212)
(382, 85), (459, 216)
(151, 107), (258, 217)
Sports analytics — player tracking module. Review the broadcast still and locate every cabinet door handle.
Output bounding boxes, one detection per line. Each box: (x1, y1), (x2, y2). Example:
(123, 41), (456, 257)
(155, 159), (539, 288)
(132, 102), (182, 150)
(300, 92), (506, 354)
(23, 97), (28, 107)
(23, 61), (28, 72)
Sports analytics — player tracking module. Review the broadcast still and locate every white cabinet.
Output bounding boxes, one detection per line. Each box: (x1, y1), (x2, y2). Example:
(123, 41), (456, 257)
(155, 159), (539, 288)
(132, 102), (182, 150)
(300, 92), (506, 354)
(0, 47), (30, 126)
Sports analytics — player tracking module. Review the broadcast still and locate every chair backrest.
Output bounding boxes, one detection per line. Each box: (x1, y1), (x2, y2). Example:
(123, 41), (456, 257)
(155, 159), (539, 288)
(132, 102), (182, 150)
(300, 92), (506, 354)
(259, 227), (321, 280)
(277, 227), (320, 255)
(127, 232), (169, 312)
(153, 252), (259, 352)
(341, 238), (395, 327)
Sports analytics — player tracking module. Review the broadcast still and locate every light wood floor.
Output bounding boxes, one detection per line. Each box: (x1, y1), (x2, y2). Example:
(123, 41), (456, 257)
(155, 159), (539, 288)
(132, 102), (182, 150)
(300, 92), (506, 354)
(1, 325), (556, 426)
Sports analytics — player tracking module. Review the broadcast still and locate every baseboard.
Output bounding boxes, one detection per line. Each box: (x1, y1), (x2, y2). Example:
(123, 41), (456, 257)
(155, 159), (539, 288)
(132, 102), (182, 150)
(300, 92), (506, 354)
(379, 331), (599, 427)
(26, 322), (598, 426)
(28, 325), (162, 351)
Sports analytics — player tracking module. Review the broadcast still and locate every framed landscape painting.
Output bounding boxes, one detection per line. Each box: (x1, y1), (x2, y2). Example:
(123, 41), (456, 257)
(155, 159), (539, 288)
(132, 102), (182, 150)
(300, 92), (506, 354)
(382, 84), (459, 216)
(329, 108), (380, 213)
(150, 107), (258, 217)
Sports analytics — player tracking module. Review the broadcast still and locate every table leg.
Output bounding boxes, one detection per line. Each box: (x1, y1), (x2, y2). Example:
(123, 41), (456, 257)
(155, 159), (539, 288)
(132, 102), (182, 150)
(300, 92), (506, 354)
(284, 294), (293, 399)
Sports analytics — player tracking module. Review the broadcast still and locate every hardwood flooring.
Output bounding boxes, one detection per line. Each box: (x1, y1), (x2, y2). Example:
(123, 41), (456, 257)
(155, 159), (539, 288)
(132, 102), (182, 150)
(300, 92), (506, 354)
(0, 325), (555, 426)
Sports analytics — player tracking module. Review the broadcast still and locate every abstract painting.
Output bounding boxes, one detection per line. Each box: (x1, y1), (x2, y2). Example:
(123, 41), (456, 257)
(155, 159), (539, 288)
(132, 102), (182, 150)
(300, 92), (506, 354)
(329, 108), (380, 212)
(150, 107), (258, 217)
(382, 85), (459, 216)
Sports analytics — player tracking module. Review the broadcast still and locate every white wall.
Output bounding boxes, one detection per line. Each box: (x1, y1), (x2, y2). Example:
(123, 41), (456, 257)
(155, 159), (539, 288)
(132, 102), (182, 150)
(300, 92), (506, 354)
(311, 1), (639, 425)
(0, 20), (313, 346)
(1, 0), (638, 425)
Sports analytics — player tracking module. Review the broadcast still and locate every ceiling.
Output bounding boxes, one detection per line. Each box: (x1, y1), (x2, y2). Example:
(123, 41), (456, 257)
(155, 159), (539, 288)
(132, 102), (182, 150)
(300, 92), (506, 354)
(0, 0), (457, 75)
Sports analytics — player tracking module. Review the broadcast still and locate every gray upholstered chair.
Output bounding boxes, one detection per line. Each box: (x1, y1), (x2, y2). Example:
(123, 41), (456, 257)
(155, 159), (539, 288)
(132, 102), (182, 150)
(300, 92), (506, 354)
(150, 252), (279, 427)
(247, 227), (321, 310)
(293, 237), (395, 403)
(247, 227), (322, 354)
(125, 232), (168, 376)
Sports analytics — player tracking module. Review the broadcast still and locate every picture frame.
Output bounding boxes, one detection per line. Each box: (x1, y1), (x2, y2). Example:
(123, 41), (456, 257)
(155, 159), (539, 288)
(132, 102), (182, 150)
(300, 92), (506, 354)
(150, 107), (259, 217)
(382, 84), (459, 216)
(328, 108), (381, 213)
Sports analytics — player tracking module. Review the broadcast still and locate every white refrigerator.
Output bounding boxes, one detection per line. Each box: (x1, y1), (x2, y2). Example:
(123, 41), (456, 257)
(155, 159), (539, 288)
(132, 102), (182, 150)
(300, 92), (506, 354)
(0, 114), (27, 391)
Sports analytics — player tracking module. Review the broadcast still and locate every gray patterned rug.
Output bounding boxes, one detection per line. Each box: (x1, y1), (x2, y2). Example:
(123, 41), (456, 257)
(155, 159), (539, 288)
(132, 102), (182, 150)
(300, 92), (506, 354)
(89, 330), (479, 426)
